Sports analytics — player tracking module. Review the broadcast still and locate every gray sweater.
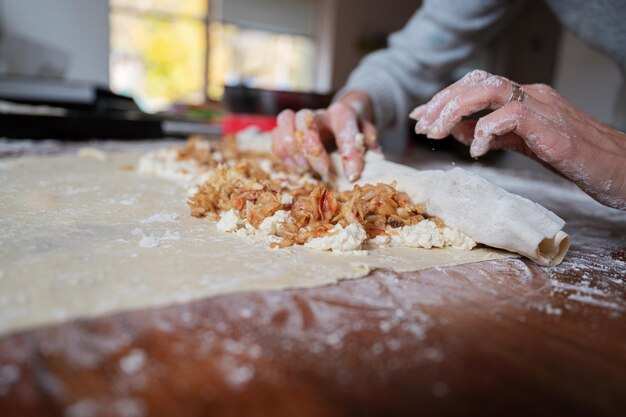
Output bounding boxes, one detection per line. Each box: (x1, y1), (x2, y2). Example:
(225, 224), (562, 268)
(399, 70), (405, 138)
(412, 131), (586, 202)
(338, 0), (626, 131)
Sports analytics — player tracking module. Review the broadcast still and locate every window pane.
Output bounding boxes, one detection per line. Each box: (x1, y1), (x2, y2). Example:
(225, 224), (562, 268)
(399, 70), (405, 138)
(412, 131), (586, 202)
(110, 10), (205, 111)
(110, 0), (207, 18)
(208, 23), (316, 100)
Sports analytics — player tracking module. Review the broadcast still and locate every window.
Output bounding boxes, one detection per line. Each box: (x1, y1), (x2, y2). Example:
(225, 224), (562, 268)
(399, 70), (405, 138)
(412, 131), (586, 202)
(208, 23), (316, 100)
(109, 0), (317, 112)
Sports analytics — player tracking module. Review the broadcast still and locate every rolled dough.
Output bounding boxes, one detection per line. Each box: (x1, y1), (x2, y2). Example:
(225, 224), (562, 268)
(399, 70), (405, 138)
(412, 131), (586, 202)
(331, 152), (570, 266)
(0, 150), (510, 336)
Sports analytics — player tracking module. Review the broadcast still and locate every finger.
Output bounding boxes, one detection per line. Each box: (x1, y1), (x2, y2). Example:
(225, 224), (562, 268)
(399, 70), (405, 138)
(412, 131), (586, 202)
(409, 104), (427, 121)
(311, 109), (336, 145)
(295, 109), (331, 178)
(451, 118), (535, 159)
(413, 89), (452, 134)
(360, 118), (381, 152)
(283, 136), (308, 171)
(273, 110), (298, 168)
(272, 137), (297, 169)
(271, 128), (288, 159)
(426, 73), (510, 139)
(272, 110), (293, 160)
(470, 100), (564, 161)
(328, 102), (366, 181)
(470, 104), (522, 158)
(280, 110), (309, 170)
(427, 78), (511, 140)
(525, 83), (558, 105)
(415, 70), (506, 135)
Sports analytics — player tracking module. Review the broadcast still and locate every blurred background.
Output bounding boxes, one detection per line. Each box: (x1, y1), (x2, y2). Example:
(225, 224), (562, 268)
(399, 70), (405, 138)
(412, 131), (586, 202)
(0, 0), (622, 149)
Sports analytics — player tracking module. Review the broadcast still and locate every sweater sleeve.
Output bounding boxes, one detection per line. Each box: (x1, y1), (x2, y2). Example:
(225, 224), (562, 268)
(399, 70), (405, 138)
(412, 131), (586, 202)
(335, 0), (523, 129)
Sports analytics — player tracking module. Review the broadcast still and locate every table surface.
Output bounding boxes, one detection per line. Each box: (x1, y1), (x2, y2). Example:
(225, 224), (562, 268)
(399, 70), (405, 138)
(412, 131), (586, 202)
(1, 140), (625, 417)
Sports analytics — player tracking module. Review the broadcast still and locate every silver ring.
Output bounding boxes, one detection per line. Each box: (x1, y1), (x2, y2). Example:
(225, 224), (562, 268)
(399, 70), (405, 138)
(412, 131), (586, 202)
(508, 82), (525, 103)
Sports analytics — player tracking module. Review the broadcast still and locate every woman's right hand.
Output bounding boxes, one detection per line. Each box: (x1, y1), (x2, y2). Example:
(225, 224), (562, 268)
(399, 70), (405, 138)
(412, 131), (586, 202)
(271, 91), (380, 182)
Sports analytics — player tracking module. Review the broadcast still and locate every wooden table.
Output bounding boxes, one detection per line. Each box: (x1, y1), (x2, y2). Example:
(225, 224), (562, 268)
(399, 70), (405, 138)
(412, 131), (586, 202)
(1, 142), (624, 416)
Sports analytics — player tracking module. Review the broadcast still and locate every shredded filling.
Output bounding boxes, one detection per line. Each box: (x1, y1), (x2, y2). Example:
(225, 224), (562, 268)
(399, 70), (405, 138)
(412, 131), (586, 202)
(183, 137), (446, 248)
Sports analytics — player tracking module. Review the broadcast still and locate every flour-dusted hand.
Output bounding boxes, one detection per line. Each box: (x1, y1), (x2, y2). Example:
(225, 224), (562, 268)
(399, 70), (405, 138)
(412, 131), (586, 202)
(410, 69), (626, 210)
(271, 92), (380, 181)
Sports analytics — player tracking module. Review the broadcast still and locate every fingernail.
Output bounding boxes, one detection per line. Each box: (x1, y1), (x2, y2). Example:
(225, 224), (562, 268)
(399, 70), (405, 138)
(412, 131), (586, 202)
(344, 159), (361, 182)
(470, 137), (488, 158)
(409, 105), (425, 120)
(365, 133), (377, 144)
(427, 124), (440, 138)
(415, 119), (429, 134)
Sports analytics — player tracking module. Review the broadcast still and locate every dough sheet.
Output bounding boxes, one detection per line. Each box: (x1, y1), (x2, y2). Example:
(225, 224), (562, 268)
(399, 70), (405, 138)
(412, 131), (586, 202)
(0, 151), (510, 336)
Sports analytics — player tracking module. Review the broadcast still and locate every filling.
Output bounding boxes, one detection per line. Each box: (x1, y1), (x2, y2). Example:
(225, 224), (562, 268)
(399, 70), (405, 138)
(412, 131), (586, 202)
(139, 136), (476, 252)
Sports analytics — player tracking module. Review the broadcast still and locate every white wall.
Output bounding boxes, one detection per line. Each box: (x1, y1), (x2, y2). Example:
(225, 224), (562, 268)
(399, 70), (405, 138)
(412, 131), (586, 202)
(553, 30), (622, 126)
(0, 0), (109, 85)
(329, 0), (418, 90)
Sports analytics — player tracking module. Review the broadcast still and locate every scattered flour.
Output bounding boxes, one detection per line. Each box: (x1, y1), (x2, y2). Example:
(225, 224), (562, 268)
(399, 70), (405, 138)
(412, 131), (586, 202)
(77, 147), (107, 161)
(65, 398), (146, 417)
(137, 147), (212, 192)
(132, 228), (180, 248)
(0, 365), (20, 395)
(566, 294), (623, 311)
(140, 212), (179, 224)
(119, 349), (146, 374)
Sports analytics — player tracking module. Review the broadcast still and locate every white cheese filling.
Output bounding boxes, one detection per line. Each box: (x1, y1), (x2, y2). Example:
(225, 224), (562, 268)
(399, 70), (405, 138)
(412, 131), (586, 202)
(216, 209), (240, 232)
(215, 210), (475, 252)
(258, 210), (291, 235)
(225, 210), (291, 246)
(304, 223), (368, 252)
(138, 140), (477, 253)
(367, 220), (476, 250)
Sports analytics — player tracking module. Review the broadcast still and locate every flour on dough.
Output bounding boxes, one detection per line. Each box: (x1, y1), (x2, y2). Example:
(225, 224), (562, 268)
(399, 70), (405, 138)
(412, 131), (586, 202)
(0, 147), (510, 336)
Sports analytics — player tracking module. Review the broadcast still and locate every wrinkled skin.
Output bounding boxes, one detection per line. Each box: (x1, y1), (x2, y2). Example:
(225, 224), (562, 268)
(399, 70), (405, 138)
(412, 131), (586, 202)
(410, 69), (626, 210)
(271, 92), (380, 182)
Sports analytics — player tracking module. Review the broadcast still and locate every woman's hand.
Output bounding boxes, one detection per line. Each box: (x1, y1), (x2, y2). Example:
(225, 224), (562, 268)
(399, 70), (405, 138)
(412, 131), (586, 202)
(271, 91), (380, 181)
(410, 69), (626, 210)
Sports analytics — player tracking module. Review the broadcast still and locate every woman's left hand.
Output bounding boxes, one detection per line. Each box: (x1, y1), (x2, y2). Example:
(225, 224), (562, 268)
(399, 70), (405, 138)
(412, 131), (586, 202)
(409, 69), (626, 210)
